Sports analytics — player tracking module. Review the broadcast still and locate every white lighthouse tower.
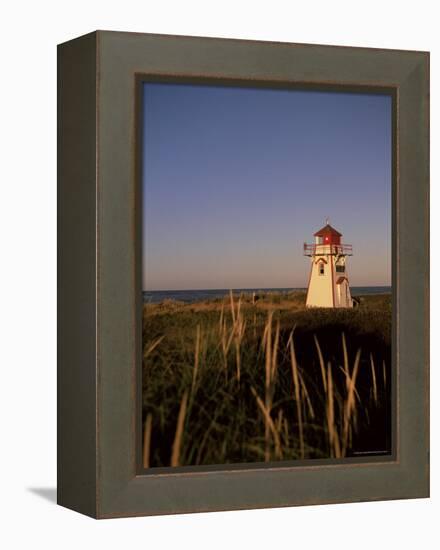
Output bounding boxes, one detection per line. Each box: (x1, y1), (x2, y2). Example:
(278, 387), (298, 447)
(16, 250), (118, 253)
(303, 221), (354, 308)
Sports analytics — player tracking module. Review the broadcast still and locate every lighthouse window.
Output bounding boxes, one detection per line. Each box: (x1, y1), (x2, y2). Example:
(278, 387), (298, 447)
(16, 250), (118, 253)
(336, 265), (345, 273)
(319, 263), (325, 276)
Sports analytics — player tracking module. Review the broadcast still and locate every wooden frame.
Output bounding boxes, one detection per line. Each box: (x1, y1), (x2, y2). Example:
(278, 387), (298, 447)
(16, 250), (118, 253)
(58, 31), (429, 518)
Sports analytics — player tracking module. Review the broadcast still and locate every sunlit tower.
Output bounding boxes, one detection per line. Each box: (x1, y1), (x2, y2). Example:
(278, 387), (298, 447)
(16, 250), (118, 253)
(303, 221), (354, 308)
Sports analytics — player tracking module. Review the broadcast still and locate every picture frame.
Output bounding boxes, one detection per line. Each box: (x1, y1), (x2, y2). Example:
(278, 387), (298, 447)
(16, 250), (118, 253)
(57, 30), (429, 518)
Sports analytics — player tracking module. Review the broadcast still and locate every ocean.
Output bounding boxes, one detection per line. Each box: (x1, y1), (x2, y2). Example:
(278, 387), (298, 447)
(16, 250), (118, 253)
(142, 286), (391, 304)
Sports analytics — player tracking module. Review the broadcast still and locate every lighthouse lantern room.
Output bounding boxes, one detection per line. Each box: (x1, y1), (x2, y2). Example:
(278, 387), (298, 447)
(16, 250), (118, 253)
(303, 221), (354, 308)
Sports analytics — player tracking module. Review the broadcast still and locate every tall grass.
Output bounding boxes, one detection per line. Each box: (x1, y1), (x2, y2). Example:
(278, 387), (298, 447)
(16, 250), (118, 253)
(170, 390), (188, 467)
(142, 412), (153, 469)
(288, 331), (304, 459)
(142, 292), (391, 467)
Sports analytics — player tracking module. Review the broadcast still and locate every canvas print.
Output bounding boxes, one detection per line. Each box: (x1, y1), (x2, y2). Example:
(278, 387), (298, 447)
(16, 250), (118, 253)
(141, 82), (392, 468)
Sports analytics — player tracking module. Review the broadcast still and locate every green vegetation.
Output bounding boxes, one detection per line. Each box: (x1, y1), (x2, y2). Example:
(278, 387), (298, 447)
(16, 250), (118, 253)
(142, 291), (391, 468)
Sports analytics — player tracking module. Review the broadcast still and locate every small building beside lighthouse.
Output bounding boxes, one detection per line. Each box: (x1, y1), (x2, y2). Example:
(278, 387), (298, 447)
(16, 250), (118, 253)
(303, 222), (354, 308)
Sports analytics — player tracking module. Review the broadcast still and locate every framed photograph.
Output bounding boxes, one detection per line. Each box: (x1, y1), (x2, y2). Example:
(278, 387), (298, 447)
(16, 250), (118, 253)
(58, 31), (429, 518)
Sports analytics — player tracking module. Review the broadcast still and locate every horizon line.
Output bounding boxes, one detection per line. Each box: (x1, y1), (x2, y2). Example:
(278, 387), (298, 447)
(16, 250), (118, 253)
(143, 284), (392, 292)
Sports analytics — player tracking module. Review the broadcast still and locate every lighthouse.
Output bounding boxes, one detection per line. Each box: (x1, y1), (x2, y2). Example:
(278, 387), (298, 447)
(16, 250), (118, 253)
(303, 221), (354, 308)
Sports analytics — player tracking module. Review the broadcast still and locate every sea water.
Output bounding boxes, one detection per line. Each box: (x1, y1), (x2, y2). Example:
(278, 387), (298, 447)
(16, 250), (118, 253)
(142, 287), (391, 304)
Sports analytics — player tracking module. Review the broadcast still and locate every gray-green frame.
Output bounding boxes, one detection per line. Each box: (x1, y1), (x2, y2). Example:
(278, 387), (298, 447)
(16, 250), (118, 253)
(57, 31), (429, 519)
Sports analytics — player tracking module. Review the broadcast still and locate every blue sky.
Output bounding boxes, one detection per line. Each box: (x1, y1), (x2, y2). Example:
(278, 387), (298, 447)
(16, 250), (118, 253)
(142, 82), (391, 290)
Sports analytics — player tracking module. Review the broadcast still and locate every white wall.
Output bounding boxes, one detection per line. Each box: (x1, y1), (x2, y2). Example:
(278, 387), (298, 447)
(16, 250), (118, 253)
(306, 258), (334, 307)
(0, 1), (438, 548)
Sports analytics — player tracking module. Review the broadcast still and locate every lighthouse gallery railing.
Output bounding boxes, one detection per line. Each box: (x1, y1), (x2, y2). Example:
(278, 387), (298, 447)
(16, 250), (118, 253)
(303, 243), (353, 256)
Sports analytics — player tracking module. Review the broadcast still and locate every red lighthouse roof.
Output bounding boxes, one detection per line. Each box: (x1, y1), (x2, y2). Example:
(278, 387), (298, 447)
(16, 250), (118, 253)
(314, 223), (342, 238)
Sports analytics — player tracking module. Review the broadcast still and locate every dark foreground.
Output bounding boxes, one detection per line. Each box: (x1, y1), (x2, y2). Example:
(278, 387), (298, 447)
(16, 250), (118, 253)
(142, 291), (392, 468)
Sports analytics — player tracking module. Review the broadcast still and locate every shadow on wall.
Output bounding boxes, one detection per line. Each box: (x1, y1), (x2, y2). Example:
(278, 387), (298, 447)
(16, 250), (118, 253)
(28, 487), (57, 504)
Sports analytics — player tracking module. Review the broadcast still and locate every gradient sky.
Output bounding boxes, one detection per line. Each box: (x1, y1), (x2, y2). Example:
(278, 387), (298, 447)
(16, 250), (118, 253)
(142, 83), (391, 291)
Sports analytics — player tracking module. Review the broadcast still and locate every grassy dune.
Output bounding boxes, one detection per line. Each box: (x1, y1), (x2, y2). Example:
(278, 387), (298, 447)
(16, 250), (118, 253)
(142, 291), (391, 468)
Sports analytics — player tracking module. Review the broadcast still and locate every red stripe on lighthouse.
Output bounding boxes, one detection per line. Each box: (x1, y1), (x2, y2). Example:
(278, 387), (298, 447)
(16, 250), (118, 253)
(330, 255), (336, 307)
(305, 260), (314, 305)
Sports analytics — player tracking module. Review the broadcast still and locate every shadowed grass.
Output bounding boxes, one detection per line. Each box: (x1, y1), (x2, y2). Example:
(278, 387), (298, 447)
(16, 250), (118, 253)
(142, 291), (391, 467)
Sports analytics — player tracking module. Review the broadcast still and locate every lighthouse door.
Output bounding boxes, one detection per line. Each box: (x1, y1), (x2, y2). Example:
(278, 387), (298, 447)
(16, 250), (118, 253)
(341, 279), (349, 307)
(336, 277), (349, 307)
